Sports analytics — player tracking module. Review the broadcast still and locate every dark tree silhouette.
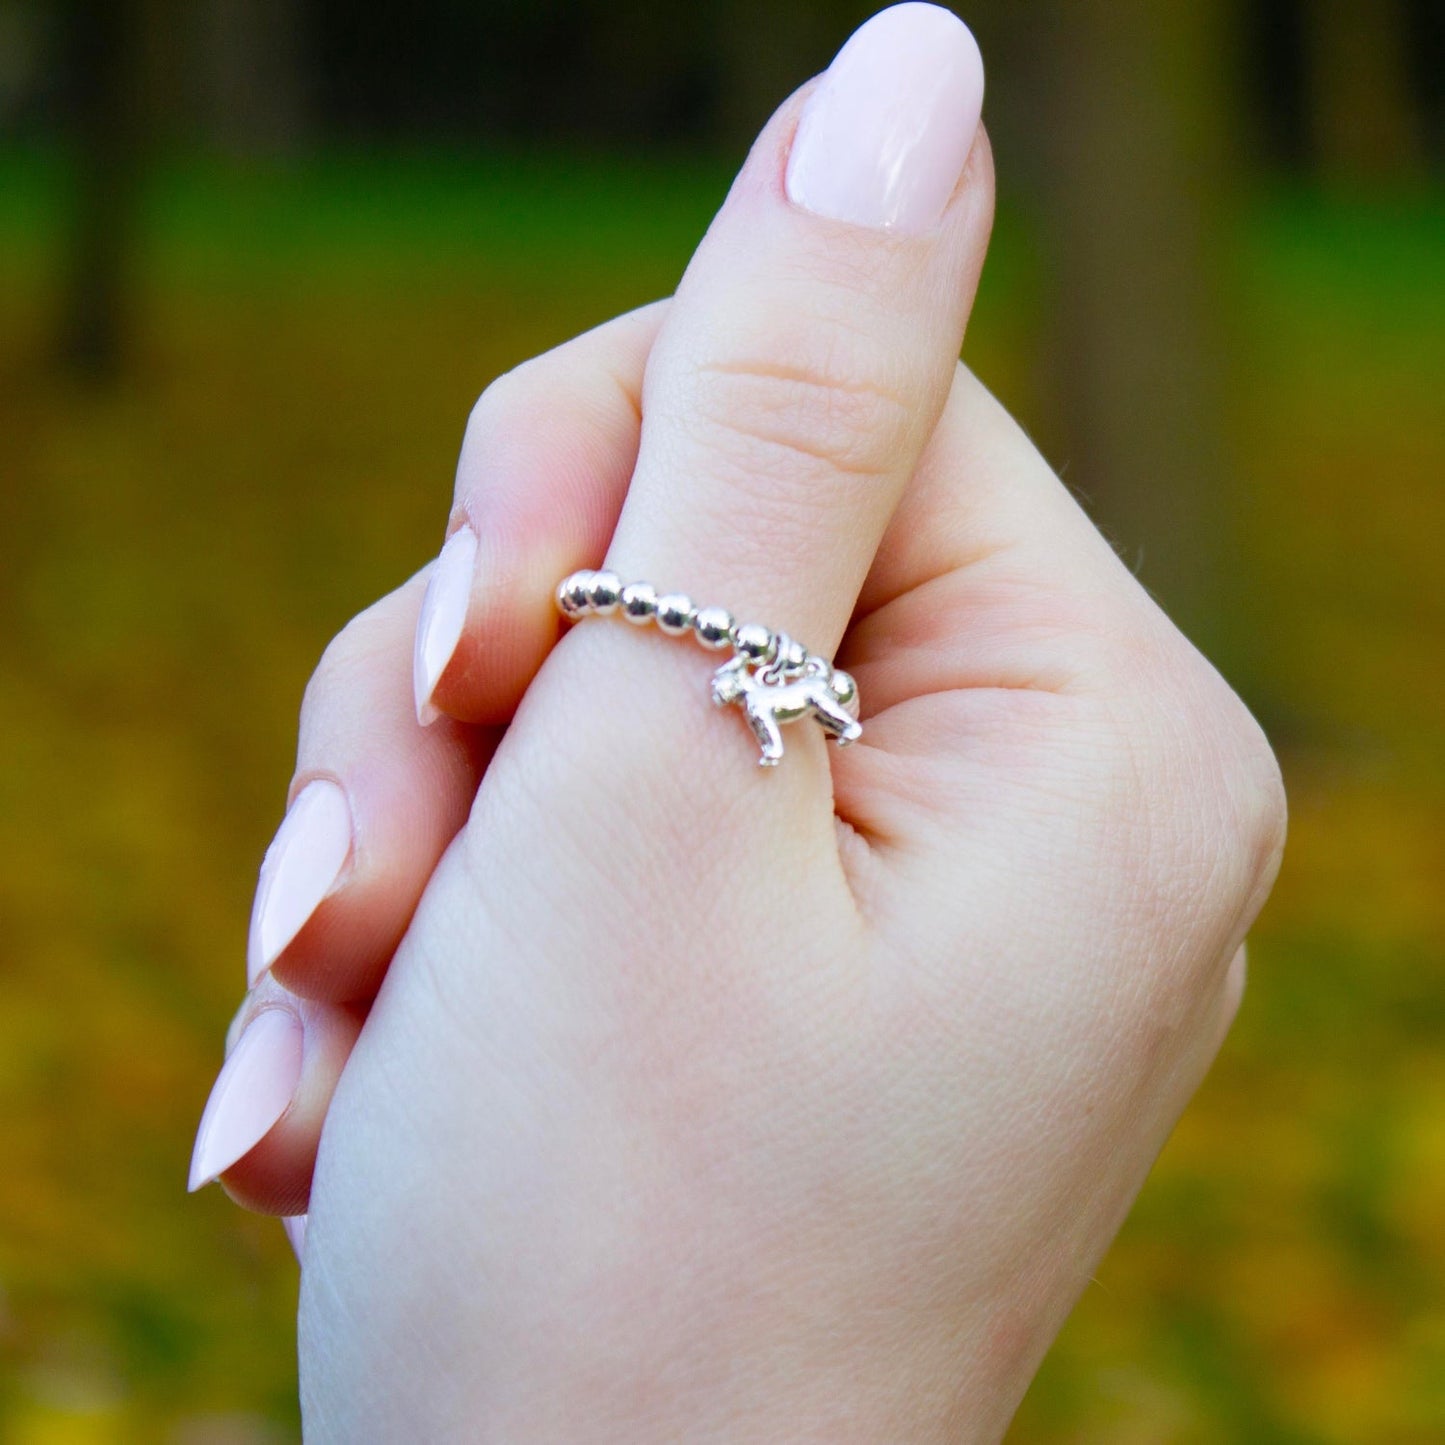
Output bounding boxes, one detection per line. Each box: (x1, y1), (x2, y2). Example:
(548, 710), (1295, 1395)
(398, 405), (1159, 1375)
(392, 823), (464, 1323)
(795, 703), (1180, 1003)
(1308, 0), (1423, 183)
(1031, 0), (1236, 656)
(56, 0), (140, 379)
(197, 0), (308, 157)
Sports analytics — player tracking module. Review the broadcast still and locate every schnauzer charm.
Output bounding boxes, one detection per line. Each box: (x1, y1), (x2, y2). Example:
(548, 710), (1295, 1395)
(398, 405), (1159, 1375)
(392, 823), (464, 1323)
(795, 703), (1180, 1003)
(710, 654), (861, 767)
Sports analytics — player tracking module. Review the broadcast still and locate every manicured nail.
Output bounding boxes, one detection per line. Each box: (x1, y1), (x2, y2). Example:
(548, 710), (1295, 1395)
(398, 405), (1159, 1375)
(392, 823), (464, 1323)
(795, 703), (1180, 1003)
(786, 2), (984, 235)
(283, 1213), (307, 1262)
(188, 1008), (304, 1191)
(413, 524), (478, 726)
(246, 779), (353, 986)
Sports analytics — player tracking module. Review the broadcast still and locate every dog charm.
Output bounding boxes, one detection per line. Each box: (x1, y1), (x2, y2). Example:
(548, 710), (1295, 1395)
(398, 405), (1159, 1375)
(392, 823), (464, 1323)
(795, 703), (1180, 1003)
(709, 652), (861, 767)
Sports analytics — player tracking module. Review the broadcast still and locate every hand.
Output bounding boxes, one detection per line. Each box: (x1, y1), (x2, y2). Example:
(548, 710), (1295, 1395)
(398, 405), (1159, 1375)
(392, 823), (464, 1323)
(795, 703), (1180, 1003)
(190, 6), (1284, 1438)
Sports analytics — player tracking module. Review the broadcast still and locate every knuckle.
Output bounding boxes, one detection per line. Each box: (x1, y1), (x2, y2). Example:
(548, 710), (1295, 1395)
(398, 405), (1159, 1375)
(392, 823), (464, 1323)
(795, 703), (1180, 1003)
(1214, 692), (1288, 890)
(461, 362), (545, 454)
(301, 601), (391, 719)
(300, 633), (349, 720)
(1220, 945), (1249, 1030)
(464, 371), (515, 433)
(1106, 653), (1286, 939)
(1164, 657), (1287, 896)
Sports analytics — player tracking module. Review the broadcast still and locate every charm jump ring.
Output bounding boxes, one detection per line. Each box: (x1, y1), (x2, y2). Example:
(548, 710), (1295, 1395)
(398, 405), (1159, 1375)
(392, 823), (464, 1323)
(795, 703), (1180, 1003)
(555, 569), (861, 768)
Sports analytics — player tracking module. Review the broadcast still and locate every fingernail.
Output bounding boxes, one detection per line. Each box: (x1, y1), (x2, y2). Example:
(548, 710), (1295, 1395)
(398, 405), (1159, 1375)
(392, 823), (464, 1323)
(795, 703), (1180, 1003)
(246, 778), (353, 986)
(413, 524), (478, 726)
(786, 2), (984, 235)
(283, 1212), (307, 1262)
(188, 1008), (304, 1191)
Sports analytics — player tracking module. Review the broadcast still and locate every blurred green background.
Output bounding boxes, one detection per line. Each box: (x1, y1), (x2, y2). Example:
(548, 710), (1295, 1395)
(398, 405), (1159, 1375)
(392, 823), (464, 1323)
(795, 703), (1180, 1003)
(1, 0), (1442, 1440)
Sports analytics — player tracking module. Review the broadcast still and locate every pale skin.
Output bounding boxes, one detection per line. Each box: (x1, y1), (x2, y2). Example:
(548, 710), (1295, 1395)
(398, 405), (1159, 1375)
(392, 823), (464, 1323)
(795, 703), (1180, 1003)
(202, 16), (1286, 1441)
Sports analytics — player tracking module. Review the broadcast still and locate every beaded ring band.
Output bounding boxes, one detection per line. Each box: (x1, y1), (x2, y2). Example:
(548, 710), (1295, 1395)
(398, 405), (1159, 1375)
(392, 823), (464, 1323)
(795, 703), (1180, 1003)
(555, 569), (861, 768)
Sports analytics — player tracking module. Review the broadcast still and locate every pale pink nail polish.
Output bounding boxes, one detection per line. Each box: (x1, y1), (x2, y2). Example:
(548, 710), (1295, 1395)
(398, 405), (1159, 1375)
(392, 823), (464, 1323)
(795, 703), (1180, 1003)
(246, 779), (353, 986)
(283, 1212), (308, 1262)
(413, 524), (478, 726)
(188, 1008), (304, 1191)
(786, 3), (984, 235)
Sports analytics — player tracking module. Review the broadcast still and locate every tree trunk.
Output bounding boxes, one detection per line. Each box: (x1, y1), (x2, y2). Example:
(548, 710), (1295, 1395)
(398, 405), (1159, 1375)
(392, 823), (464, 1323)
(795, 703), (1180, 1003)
(197, 0), (308, 157)
(56, 0), (140, 379)
(1306, 0), (1422, 185)
(1031, 0), (1237, 657)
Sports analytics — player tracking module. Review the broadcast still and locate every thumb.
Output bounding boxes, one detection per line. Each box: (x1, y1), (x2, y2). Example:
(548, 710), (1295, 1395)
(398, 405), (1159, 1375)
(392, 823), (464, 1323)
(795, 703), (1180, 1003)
(546, 4), (991, 796)
(607, 2), (990, 665)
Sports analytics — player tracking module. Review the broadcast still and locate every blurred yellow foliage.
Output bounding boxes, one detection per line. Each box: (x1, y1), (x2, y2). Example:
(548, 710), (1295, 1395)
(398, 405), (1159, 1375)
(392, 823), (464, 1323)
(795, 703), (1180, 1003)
(0, 157), (1441, 1440)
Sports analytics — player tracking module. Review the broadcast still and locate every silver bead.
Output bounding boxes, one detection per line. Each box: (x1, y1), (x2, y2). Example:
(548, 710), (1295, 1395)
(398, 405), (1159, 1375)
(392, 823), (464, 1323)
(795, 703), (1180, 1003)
(560, 570), (595, 614)
(778, 636), (807, 673)
(587, 569), (622, 614)
(692, 605), (735, 650)
(655, 593), (696, 635)
(619, 581), (658, 623)
(831, 669), (858, 711)
(733, 622), (774, 662)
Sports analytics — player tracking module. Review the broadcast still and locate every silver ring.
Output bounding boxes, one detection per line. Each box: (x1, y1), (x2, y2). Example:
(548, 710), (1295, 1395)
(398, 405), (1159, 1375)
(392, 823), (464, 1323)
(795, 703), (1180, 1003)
(555, 569), (861, 768)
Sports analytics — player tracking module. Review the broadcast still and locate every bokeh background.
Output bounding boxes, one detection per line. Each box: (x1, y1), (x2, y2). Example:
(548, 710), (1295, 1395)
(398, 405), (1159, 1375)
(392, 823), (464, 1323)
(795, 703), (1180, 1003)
(1, 0), (1441, 1439)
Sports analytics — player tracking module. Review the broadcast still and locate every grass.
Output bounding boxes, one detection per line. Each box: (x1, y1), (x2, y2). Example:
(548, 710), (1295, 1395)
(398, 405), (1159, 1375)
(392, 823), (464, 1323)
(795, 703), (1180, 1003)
(0, 147), (1441, 1442)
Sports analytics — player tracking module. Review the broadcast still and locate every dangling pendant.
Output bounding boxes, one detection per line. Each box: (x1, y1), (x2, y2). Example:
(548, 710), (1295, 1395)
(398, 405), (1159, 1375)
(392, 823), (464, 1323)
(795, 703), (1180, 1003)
(708, 630), (860, 767)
